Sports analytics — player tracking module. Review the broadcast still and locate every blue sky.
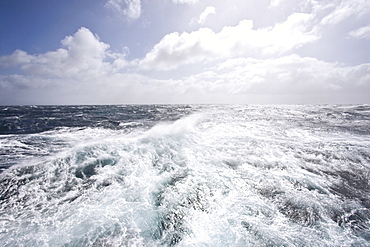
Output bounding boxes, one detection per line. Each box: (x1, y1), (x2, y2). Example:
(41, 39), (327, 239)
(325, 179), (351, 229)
(0, 0), (370, 104)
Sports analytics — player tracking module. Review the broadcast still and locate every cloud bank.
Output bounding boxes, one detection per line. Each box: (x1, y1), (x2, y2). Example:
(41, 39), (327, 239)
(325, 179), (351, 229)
(0, 0), (369, 104)
(140, 13), (318, 70)
(0, 26), (369, 105)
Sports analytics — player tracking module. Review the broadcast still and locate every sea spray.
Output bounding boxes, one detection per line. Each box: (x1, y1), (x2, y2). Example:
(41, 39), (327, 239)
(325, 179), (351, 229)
(0, 105), (369, 246)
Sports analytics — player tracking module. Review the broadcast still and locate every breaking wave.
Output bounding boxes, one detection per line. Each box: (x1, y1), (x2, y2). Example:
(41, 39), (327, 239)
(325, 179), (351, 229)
(0, 105), (369, 246)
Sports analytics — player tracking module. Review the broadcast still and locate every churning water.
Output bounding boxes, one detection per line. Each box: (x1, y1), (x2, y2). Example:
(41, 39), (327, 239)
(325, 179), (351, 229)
(0, 105), (369, 246)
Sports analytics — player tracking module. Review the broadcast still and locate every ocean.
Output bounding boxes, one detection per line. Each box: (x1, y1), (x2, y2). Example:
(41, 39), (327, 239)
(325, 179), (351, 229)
(0, 105), (369, 246)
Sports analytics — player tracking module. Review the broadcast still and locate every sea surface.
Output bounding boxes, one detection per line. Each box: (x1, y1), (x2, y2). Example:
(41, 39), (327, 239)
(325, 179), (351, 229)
(0, 105), (370, 246)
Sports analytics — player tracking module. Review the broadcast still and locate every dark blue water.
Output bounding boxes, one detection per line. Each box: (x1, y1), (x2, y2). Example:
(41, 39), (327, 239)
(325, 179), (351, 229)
(0, 105), (195, 134)
(0, 105), (369, 246)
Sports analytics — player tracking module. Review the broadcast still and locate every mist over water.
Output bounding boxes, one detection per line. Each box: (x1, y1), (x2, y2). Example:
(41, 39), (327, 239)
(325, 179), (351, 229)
(0, 105), (369, 246)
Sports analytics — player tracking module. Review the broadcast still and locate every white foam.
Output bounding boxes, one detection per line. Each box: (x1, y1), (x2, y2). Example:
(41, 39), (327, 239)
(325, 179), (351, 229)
(1, 105), (370, 246)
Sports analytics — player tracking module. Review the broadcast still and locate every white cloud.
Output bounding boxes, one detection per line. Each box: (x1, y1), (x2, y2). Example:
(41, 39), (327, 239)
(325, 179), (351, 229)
(1, 46), (369, 104)
(267, 0), (370, 27)
(269, 0), (283, 8)
(140, 13), (318, 70)
(0, 50), (34, 67)
(139, 28), (215, 71)
(22, 27), (111, 80)
(0, 74), (33, 90)
(198, 6), (216, 25)
(1, 7), (369, 105)
(320, 0), (370, 25)
(165, 55), (370, 104)
(106, 0), (141, 20)
(264, 13), (318, 54)
(348, 25), (370, 40)
(185, 55), (350, 95)
(0, 27), (147, 104)
(0, 27), (131, 82)
(346, 63), (370, 86)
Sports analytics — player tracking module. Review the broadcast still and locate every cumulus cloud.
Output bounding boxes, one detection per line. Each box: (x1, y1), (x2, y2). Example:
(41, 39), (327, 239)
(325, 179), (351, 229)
(198, 6), (216, 25)
(25, 28), (111, 80)
(1, 43), (369, 104)
(0, 27), (147, 104)
(140, 13), (318, 70)
(1, 5), (369, 106)
(0, 50), (34, 67)
(0, 27), (131, 83)
(106, 0), (141, 20)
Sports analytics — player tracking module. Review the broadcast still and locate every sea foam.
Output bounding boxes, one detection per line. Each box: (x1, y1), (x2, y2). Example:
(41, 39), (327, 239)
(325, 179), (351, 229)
(0, 105), (369, 246)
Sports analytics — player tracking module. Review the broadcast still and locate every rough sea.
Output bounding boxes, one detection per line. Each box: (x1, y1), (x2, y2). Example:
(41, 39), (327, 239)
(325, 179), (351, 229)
(0, 105), (369, 246)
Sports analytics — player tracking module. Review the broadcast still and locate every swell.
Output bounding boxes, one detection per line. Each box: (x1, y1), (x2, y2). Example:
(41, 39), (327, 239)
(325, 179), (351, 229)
(0, 105), (369, 246)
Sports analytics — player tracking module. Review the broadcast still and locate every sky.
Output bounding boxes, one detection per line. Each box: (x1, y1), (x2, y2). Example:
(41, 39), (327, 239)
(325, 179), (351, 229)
(0, 0), (370, 105)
